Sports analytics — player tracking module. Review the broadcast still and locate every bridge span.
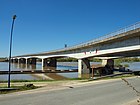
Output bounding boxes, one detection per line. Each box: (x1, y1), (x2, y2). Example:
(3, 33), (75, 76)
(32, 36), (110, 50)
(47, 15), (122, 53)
(12, 22), (140, 78)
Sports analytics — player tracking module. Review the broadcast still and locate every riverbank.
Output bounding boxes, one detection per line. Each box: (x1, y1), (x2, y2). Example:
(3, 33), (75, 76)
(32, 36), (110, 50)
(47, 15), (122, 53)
(0, 76), (139, 105)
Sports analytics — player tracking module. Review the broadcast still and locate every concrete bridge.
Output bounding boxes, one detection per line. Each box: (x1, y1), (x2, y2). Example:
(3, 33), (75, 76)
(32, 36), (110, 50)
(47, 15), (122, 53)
(12, 22), (140, 78)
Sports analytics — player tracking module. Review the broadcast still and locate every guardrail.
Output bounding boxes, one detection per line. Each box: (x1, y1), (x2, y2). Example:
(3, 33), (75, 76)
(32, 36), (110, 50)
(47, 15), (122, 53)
(72, 22), (140, 49)
(50, 22), (140, 53)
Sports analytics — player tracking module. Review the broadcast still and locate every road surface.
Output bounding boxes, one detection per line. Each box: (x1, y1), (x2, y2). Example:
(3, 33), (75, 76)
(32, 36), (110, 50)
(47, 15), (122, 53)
(0, 77), (140, 105)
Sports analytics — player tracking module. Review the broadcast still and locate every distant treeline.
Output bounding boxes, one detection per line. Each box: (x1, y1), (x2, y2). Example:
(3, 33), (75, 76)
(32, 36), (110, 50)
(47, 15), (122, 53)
(57, 58), (78, 62)
(0, 58), (7, 62)
(57, 58), (102, 62)
(115, 57), (140, 62)
(57, 57), (140, 62)
(0, 57), (140, 62)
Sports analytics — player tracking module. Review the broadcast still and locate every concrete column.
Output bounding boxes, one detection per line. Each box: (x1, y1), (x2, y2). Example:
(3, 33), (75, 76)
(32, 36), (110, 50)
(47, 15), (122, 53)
(23, 58), (26, 64)
(16, 59), (18, 63)
(30, 58), (36, 65)
(19, 58), (26, 64)
(48, 58), (57, 67)
(19, 59), (21, 63)
(42, 59), (44, 67)
(27, 58), (31, 64)
(26, 58), (28, 65)
(78, 58), (90, 78)
(42, 58), (48, 67)
(26, 58), (36, 65)
(17, 58), (20, 64)
(78, 59), (82, 78)
(13, 59), (18, 63)
(42, 59), (44, 70)
(11, 59), (14, 63)
(102, 59), (114, 74)
(25, 58), (28, 69)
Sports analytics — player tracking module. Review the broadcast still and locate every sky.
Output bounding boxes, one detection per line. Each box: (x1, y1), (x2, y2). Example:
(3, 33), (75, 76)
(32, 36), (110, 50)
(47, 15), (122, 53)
(0, 0), (140, 57)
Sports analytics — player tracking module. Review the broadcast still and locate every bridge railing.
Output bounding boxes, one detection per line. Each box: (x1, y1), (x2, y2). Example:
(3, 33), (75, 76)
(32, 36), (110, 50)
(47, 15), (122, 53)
(70, 22), (140, 49)
(27, 22), (140, 56)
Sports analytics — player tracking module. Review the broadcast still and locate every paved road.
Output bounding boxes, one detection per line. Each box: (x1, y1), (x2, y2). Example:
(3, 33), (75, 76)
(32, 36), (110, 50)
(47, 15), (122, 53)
(0, 77), (140, 105)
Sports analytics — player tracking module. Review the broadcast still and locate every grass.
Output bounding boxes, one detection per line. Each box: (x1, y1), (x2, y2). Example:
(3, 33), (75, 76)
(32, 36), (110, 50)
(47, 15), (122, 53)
(0, 79), (55, 83)
(89, 74), (135, 81)
(0, 73), (135, 83)
(0, 78), (87, 83)
(0, 74), (135, 94)
(0, 84), (40, 94)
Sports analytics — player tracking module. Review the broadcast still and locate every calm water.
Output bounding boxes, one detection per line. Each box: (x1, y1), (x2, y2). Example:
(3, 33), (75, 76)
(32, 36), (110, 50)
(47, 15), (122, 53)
(0, 62), (78, 80)
(0, 62), (140, 80)
(122, 62), (140, 71)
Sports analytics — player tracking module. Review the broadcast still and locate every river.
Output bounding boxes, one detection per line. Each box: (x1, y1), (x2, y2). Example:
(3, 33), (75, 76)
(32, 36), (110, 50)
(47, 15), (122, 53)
(0, 62), (78, 80)
(0, 62), (140, 80)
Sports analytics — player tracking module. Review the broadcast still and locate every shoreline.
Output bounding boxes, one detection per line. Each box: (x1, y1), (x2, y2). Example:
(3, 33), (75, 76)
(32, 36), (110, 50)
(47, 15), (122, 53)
(0, 76), (139, 105)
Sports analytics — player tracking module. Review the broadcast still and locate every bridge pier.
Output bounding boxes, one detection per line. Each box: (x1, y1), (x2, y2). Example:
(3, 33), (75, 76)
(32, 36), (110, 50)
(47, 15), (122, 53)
(27, 58), (31, 64)
(42, 58), (47, 67)
(11, 59), (14, 63)
(19, 58), (26, 64)
(31, 58), (36, 65)
(48, 58), (57, 67)
(102, 59), (114, 74)
(13, 59), (18, 63)
(78, 58), (90, 78)
(25, 58), (28, 65)
(27, 58), (37, 65)
(27, 58), (36, 65)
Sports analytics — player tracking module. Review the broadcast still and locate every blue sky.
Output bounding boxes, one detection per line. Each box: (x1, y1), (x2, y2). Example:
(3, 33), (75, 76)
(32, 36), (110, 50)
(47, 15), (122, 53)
(0, 0), (140, 57)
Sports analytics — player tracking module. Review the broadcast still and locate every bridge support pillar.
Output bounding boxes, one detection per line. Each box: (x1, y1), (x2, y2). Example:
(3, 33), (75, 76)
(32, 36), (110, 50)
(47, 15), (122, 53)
(42, 59), (47, 67)
(78, 58), (90, 78)
(27, 58), (37, 65)
(48, 58), (57, 67)
(102, 59), (114, 74)
(13, 59), (18, 63)
(19, 58), (26, 64)
(25, 58), (28, 65)
(19, 59), (22, 63)
(27, 58), (31, 64)
(30, 58), (36, 65)
(11, 59), (14, 63)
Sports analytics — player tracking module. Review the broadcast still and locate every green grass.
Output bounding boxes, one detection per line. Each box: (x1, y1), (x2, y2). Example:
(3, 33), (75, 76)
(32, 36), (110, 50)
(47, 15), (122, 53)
(0, 79), (55, 83)
(0, 78), (88, 83)
(0, 74), (135, 94)
(0, 84), (40, 94)
(90, 74), (135, 81)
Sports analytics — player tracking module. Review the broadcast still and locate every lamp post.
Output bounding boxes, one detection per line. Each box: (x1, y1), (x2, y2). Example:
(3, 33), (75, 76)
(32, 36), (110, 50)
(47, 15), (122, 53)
(8, 15), (17, 88)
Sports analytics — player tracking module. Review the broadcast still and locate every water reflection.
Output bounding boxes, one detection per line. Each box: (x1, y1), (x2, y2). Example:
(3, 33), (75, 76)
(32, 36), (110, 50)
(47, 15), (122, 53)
(0, 62), (78, 80)
(41, 66), (68, 80)
(13, 63), (37, 71)
(42, 66), (56, 71)
(19, 64), (26, 69)
(0, 62), (140, 81)
(13, 63), (19, 69)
